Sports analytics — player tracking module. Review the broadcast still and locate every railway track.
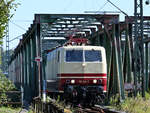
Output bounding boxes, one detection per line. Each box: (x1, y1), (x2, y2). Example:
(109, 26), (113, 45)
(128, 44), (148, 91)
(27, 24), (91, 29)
(75, 105), (126, 113)
(33, 97), (126, 113)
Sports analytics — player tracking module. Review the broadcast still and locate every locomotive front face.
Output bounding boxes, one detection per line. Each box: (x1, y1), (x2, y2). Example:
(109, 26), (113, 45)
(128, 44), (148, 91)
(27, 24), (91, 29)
(58, 46), (107, 93)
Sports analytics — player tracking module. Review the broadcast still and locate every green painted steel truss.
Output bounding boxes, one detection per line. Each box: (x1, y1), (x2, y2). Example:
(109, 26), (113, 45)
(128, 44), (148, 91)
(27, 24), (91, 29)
(8, 14), (150, 103)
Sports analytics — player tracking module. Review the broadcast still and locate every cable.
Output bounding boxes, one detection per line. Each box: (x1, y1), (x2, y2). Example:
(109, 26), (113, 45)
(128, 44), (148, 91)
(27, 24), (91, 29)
(84, 0), (120, 14)
(98, 1), (109, 11)
(10, 21), (26, 31)
(11, 20), (32, 22)
(9, 34), (22, 42)
(107, 0), (129, 17)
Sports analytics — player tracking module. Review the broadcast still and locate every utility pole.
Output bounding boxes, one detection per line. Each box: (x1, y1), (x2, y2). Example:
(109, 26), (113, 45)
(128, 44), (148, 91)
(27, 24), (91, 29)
(133, 0), (149, 97)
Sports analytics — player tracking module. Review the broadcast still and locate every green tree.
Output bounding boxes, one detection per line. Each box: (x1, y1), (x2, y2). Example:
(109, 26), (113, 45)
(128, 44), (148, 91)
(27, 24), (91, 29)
(0, 0), (18, 44)
(0, 0), (18, 105)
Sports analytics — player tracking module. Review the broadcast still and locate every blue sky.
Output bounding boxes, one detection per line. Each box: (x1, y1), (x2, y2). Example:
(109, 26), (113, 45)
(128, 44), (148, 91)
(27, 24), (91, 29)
(6, 0), (150, 50)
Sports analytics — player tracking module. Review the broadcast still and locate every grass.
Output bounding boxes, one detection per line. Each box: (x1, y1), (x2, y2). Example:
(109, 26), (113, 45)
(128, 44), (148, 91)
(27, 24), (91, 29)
(0, 107), (21, 113)
(109, 92), (150, 113)
(0, 106), (34, 113)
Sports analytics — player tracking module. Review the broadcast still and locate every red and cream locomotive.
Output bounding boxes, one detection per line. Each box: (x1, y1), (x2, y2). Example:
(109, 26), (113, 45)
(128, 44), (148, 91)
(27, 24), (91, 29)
(45, 41), (107, 104)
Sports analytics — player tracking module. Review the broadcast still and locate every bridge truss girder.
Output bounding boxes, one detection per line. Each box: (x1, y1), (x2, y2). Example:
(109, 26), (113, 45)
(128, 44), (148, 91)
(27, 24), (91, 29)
(8, 14), (150, 103)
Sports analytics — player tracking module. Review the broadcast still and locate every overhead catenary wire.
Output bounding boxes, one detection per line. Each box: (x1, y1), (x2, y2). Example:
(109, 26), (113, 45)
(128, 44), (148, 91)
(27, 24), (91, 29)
(84, 0), (120, 14)
(10, 21), (26, 31)
(107, 0), (129, 17)
(9, 34), (22, 42)
(98, 1), (109, 11)
(11, 20), (32, 22)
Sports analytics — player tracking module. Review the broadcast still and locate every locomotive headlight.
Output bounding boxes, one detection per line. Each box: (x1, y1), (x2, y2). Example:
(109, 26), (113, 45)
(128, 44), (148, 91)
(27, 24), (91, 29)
(71, 79), (75, 84)
(93, 79), (97, 84)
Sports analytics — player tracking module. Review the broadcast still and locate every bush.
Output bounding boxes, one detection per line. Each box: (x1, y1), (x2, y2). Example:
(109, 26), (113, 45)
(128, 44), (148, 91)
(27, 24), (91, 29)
(0, 72), (16, 105)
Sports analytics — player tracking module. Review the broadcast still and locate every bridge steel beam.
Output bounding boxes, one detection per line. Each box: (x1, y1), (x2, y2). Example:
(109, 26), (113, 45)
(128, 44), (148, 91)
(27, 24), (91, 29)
(88, 21), (126, 101)
(124, 23), (132, 83)
(113, 23), (125, 100)
(145, 42), (149, 91)
(9, 14), (150, 103)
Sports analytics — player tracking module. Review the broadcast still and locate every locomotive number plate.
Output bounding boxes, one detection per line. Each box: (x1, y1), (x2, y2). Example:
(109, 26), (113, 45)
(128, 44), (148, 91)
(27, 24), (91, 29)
(79, 80), (89, 83)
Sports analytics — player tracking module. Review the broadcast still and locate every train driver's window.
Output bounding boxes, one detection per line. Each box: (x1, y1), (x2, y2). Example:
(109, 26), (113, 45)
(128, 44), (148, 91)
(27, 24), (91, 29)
(66, 50), (83, 62)
(85, 50), (102, 62)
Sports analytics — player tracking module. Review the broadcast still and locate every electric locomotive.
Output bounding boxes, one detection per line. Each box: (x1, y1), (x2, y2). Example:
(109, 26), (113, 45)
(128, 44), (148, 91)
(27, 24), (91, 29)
(45, 44), (107, 104)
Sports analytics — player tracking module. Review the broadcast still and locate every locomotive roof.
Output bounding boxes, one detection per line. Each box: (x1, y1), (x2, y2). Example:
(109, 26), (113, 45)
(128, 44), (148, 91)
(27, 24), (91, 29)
(45, 45), (105, 53)
(61, 45), (105, 50)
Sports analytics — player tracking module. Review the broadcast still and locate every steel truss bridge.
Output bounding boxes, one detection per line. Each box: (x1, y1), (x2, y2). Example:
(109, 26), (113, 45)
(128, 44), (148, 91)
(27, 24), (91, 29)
(8, 14), (150, 102)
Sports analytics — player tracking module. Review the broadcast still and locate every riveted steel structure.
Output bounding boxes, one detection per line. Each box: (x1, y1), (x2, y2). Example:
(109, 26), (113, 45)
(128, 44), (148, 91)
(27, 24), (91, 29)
(126, 16), (150, 95)
(134, 0), (145, 97)
(8, 14), (150, 105)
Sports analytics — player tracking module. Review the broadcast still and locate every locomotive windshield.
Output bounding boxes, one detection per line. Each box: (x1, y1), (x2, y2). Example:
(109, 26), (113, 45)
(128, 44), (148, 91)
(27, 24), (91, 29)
(66, 49), (102, 62)
(85, 50), (102, 62)
(66, 50), (83, 62)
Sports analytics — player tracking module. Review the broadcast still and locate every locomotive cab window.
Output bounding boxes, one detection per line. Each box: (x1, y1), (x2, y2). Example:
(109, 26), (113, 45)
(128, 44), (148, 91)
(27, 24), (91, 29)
(66, 50), (83, 62)
(85, 50), (102, 62)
